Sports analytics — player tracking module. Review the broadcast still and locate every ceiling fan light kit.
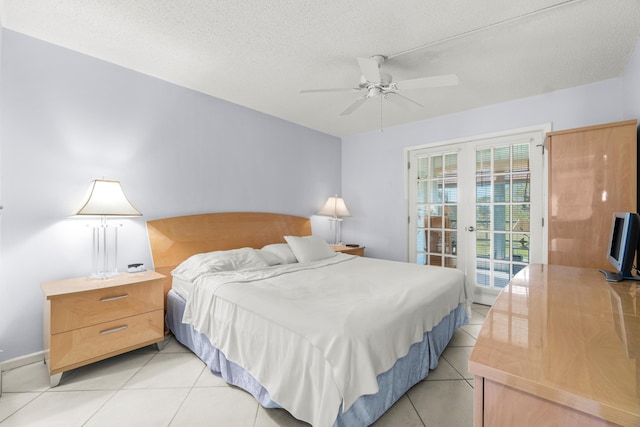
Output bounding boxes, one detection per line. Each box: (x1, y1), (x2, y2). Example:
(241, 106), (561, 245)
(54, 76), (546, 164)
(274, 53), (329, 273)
(301, 54), (459, 117)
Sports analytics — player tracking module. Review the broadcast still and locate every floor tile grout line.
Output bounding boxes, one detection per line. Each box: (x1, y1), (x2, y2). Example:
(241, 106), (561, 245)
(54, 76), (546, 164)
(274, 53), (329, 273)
(80, 345), (162, 426)
(80, 389), (119, 427)
(406, 392), (427, 427)
(0, 390), (45, 424)
(166, 386), (198, 427)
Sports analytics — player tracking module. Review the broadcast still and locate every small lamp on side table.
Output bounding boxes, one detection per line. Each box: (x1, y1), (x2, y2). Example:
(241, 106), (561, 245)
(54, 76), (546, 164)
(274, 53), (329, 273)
(74, 179), (142, 279)
(318, 195), (351, 245)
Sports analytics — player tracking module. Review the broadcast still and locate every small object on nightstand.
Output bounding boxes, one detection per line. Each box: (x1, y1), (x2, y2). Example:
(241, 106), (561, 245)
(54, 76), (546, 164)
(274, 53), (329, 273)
(345, 243), (359, 247)
(127, 263), (146, 273)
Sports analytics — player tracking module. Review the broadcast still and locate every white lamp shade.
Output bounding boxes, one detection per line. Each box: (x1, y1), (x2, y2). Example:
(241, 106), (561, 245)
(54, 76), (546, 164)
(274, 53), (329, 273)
(318, 197), (351, 218)
(75, 180), (142, 216)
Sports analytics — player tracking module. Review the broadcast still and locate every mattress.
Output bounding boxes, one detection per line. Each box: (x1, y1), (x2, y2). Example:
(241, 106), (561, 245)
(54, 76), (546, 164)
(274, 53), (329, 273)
(171, 275), (193, 300)
(169, 253), (468, 426)
(167, 289), (467, 426)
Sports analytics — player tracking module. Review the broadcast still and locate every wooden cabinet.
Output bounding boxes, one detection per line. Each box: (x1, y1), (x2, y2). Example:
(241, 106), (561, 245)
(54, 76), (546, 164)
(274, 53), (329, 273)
(547, 120), (638, 270)
(332, 245), (365, 256)
(469, 264), (640, 427)
(41, 271), (165, 386)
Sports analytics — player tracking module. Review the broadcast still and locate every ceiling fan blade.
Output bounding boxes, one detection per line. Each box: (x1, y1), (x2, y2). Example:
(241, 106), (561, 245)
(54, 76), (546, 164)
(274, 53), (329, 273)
(394, 74), (459, 90)
(340, 96), (369, 116)
(357, 57), (381, 83)
(300, 87), (358, 94)
(385, 92), (424, 110)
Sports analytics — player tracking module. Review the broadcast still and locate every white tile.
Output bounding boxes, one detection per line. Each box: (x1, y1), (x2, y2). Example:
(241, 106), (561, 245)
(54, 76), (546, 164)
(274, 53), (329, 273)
(447, 328), (476, 347)
(467, 308), (487, 325)
(193, 367), (230, 387)
(426, 357), (464, 381)
(0, 390), (114, 427)
(460, 324), (483, 339)
(84, 388), (189, 427)
(441, 346), (474, 379)
(124, 352), (205, 389)
(255, 406), (310, 427)
(0, 392), (41, 422)
(52, 352), (154, 391)
(371, 395), (423, 427)
(170, 386), (258, 426)
(471, 303), (491, 316)
(159, 337), (191, 353)
(2, 362), (51, 392)
(408, 380), (473, 427)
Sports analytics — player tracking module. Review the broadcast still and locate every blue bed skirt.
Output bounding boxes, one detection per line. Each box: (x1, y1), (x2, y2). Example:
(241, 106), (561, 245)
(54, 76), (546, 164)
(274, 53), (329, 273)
(166, 289), (467, 426)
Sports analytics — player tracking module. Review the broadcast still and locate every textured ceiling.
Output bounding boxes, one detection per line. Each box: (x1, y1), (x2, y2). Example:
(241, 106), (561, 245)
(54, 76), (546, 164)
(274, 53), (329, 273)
(1, 0), (639, 137)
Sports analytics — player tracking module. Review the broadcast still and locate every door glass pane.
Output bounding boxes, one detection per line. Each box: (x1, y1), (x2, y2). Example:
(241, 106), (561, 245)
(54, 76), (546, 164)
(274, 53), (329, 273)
(417, 181), (429, 203)
(429, 181), (442, 203)
(476, 149), (491, 173)
(476, 205), (490, 230)
(418, 157), (429, 179)
(414, 152), (458, 268)
(475, 143), (531, 289)
(493, 147), (511, 173)
(430, 156), (443, 178)
(494, 205), (510, 231)
(493, 175), (510, 203)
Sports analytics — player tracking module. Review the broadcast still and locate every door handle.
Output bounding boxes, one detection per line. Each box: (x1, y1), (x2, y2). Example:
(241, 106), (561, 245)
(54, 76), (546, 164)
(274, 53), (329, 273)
(467, 226), (475, 232)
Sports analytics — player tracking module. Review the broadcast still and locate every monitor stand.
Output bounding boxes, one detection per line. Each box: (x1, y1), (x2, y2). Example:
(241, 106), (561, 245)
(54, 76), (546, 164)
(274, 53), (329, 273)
(598, 269), (640, 282)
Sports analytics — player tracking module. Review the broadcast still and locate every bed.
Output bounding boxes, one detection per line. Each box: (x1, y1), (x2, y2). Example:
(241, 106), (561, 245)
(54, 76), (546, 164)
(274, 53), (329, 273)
(147, 212), (469, 427)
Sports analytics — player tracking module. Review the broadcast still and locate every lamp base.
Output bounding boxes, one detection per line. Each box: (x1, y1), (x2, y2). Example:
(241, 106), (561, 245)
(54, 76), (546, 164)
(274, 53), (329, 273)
(328, 217), (343, 246)
(89, 219), (121, 279)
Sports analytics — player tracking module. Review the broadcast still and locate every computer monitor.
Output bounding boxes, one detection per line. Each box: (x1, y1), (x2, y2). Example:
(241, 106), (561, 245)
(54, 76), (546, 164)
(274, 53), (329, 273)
(600, 212), (640, 282)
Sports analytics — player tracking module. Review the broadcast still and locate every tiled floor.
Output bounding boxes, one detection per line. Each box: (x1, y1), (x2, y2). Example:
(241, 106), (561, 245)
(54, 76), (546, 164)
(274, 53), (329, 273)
(0, 304), (489, 426)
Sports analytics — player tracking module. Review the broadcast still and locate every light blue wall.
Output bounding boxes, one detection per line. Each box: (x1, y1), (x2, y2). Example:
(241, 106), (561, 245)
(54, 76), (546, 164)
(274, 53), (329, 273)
(0, 30), (341, 361)
(623, 39), (640, 120)
(341, 39), (640, 262)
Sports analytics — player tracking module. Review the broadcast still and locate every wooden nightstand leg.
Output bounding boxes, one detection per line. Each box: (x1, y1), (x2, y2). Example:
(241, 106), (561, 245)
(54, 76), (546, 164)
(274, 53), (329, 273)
(49, 373), (62, 388)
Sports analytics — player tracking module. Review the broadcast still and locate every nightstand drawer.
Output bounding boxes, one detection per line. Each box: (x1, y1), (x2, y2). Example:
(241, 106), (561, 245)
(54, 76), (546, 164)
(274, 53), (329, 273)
(50, 280), (163, 334)
(49, 310), (163, 371)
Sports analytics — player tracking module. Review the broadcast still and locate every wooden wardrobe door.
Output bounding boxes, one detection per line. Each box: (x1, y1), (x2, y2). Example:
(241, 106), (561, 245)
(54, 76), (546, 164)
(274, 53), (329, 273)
(547, 120), (638, 270)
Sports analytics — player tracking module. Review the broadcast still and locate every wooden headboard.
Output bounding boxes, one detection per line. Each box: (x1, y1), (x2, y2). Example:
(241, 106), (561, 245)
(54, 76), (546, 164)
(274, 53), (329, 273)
(146, 212), (312, 297)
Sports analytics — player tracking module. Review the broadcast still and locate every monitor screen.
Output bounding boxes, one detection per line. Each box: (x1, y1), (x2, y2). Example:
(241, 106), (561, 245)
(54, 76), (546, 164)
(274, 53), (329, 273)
(609, 216), (625, 263)
(603, 212), (640, 281)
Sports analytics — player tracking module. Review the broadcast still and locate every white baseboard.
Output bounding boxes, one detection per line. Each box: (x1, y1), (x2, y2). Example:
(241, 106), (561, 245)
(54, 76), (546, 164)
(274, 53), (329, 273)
(473, 286), (500, 306)
(1, 351), (44, 372)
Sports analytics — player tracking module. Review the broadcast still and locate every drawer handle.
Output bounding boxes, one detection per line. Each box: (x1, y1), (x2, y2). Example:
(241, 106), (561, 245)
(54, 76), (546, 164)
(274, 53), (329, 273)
(99, 325), (128, 335)
(100, 294), (128, 302)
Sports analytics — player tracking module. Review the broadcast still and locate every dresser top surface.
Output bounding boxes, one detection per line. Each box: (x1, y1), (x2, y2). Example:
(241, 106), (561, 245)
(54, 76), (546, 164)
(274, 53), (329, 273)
(469, 264), (640, 426)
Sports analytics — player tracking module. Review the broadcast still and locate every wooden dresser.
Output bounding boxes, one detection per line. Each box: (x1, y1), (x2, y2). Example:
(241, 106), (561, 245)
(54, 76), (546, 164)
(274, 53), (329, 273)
(469, 264), (640, 427)
(41, 271), (165, 386)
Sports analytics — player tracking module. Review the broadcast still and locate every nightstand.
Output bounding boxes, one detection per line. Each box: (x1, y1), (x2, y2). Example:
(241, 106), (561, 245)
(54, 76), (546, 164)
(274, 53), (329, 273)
(332, 245), (365, 257)
(41, 270), (165, 387)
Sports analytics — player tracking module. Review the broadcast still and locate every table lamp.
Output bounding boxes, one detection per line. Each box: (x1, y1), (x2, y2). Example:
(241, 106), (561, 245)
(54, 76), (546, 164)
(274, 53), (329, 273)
(75, 179), (141, 279)
(318, 195), (351, 245)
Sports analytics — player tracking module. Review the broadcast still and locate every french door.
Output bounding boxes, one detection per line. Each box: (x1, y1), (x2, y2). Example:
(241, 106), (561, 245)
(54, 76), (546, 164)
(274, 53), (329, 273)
(408, 126), (547, 305)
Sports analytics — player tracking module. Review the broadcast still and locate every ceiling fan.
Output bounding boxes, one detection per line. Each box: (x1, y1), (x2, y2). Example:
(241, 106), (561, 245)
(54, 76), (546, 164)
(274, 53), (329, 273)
(300, 55), (459, 116)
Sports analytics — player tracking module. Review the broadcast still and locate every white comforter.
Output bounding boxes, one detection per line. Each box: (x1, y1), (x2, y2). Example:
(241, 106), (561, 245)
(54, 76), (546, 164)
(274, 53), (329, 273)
(182, 254), (466, 427)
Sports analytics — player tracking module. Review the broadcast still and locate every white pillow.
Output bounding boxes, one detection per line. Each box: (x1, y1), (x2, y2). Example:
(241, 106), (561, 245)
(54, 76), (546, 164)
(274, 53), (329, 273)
(284, 235), (336, 263)
(172, 247), (269, 281)
(257, 249), (284, 266)
(261, 243), (298, 264)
